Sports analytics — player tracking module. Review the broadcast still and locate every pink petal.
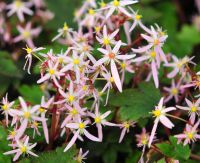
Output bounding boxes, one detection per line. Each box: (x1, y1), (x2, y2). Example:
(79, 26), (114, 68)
(119, 128), (126, 143)
(111, 60), (122, 92)
(159, 115), (174, 129)
(64, 130), (79, 152)
(148, 118), (159, 147)
(83, 129), (100, 142)
(15, 119), (28, 139)
(116, 54), (136, 60)
(97, 123), (103, 141)
(151, 60), (159, 88)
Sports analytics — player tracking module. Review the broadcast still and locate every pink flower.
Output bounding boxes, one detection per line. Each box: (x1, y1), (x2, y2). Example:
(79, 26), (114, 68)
(96, 25), (120, 47)
(14, 22), (42, 48)
(132, 25), (168, 64)
(71, 41), (96, 64)
(64, 118), (100, 152)
(37, 96), (54, 144)
(74, 148), (89, 163)
(94, 40), (135, 92)
(88, 104), (116, 141)
(120, 60), (135, 85)
(132, 50), (160, 88)
(60, 50), (86, 83)
(136, 128), (155, 163)
(56, 81), (80, 106)
(148, 97), (176, 147)
(23, 46), (45, 74)
(128, 8), (150, 33)
(176, 98), (200, 124)
(80, 9), (99, 28)
(37, 61), (65, 89)
(4, 136), (38, 161)
(163, 79), (183, 103)
(164, 55), (195, 78)
(6, 0), (33, 22)
(52, 22), (73, 42)
(101, 0), (138, 19)
(101, 71), (116, 105)
(60, 104), (86, 128)
(1, 93), (15, 126)
(175, 120), (200, 145)
(118, 121), (135, 143)
(136, 128), (151, 148)
(10, 97), (46, 140)
(181, 72), (200, 90)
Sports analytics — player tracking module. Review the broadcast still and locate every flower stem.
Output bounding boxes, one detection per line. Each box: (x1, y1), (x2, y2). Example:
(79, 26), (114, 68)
(33, 53), (43, 62)
(95, 78), (106, 81)
(166, 114), (187, 123)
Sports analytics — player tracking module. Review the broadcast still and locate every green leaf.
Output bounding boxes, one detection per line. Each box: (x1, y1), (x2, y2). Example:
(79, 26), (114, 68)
(125, 150), (141, 163)
(0, 51), (22, 96)
(0, 51), (21, 78)
(19, 146), (77, 163)
(0, 126), (12, 163)
(18, 85), (43, 104)
(45, 0), (81, 30)
(174, 25), (200, 56)
(156, 136), (191, 160)
(109, 82), (161, 121)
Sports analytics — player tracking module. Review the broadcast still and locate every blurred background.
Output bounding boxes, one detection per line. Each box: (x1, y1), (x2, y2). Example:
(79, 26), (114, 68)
(0, 0), (200, 162)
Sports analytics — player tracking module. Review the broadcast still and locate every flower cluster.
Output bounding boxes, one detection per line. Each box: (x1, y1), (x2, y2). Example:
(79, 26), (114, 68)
(1, 0), (200, 162)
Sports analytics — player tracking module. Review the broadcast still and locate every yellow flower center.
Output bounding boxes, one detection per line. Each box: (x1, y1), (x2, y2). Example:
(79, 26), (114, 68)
(110, 77), (114, 83)
(152, 109), (161, 117)
(23, 31), (31, 39)
(135, 14), (142, 20)
(39, 107), (45, 113)
(123, 122), (130, 129)
(2, 104), (8, 111)
(98, 91), (103, 96)
(77, 156), (82, 163)
(33, 121), (39, 127)
(103, 38), (110, 45)
(63, 23), (69, 31)
(73, 59), (80, 65)
(82, 85), (87, 91)
(100, 2), (106, 8)
(150, 51), (156, 58)
(49, 69), (55, 75)
(59, 58), (63, 63)
(70, 108), (78, 116)
(95, 117), (101, 123)
(95, 26), (101, 33)
(171, 88), (178, 95)
(10, 130), (16, 137)
(177, 62), (183, 68)
(121, 63), (126, 69)
(20, 146), (27, 153)
(141, 137), (147, 145)
(24, 47), (32, 54)
(113, 0), (119, 6)
(24, 111), (31, 118)
(187, 132), (194, 139)
(88, 9), (95, 15)
(154, 39), (160, 46)
(191, 106), (197, 112)
(79, 123), (85, 129)
(15, 0), (23, 8)
(68, 95), (75, 102)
